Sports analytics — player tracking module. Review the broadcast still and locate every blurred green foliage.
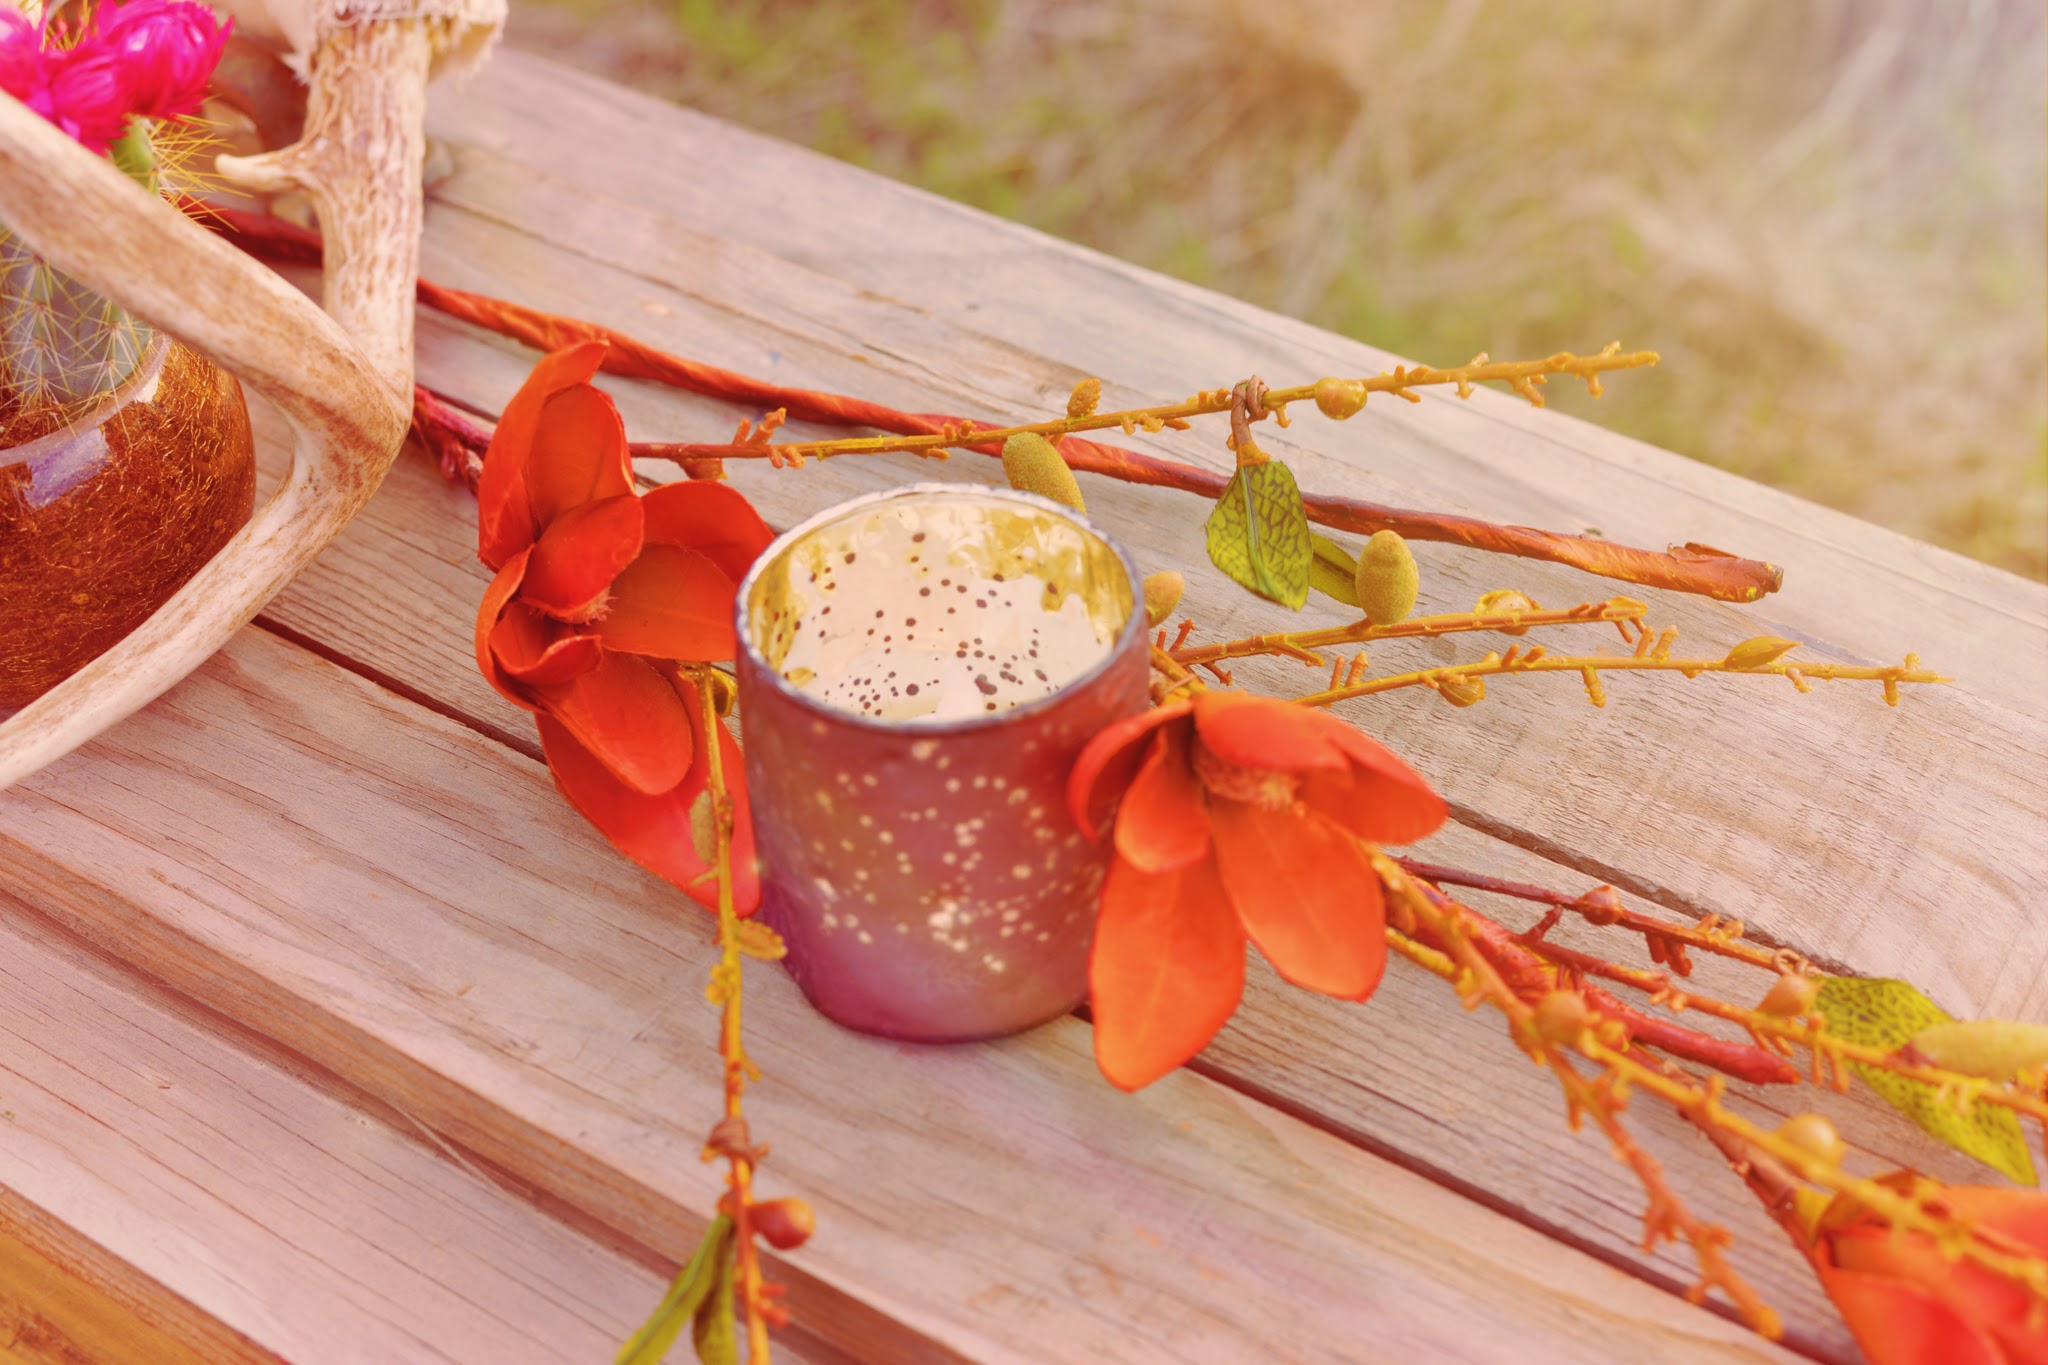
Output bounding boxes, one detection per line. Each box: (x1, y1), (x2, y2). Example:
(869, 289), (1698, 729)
(515, 0), (2047, 579)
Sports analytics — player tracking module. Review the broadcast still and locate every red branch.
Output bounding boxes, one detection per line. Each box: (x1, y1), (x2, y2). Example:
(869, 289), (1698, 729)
(1408, 879), (1798, 1086)
(189, 202), (1784, 604)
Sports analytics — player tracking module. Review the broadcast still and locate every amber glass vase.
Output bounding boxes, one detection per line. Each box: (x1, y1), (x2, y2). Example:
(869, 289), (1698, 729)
(0, 241), (256, 709)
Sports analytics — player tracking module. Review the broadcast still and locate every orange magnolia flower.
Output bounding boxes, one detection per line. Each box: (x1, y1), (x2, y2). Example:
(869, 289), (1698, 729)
(1068, 690), (1446, 1090)
(475, 340), (773, 911)
(1807, 1179), (2048, 1365)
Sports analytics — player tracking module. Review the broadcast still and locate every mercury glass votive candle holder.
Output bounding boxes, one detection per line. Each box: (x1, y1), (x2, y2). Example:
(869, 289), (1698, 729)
(735, 483), (1150, 1042)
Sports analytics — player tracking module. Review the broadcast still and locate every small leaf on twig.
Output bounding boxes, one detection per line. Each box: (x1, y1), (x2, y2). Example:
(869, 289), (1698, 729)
(1204, 462), (1311, 609)
(689, 789), (718, 865)
(1815, 978), (2037, 1185)
(1307, 534), (1361, 607)
(1723, 636), (1799, 669)
(692, 1240), (740, 1365)
(616, 1215), (734, 1365)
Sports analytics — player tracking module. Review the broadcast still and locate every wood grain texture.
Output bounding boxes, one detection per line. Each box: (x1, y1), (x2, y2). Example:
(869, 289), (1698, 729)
(0, 1191), (257, 1365)
(10, 49), (2044, 1365)
(208, 51), (2044, 1358)
(0, 892), (680, 1363)
(0, 627), (1797, 1364)
(400, 57), (2048, 1024)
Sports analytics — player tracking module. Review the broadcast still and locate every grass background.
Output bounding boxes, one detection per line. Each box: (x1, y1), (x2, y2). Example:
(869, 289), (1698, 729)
(509, 0), (2048, 579)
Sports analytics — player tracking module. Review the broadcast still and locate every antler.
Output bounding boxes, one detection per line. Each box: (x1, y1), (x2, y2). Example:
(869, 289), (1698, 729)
(0, 2), (502, 789)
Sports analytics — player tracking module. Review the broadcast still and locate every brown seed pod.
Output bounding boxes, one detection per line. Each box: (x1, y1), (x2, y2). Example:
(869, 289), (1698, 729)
(1573, 884), (1627, 926)
(750, 1196), (817, 1251)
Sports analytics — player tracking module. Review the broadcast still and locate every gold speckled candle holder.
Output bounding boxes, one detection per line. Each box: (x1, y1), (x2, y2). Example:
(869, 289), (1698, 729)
(735, 484), (1150, 1042)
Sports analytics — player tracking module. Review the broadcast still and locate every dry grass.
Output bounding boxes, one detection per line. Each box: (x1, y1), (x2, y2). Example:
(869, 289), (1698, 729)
(510, 0), (2047, 579)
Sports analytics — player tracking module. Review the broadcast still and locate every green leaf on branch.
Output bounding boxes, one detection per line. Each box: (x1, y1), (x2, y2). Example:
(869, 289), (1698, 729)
(1308, 534), (1362, 608)
(1205, 461), (1311, 609)
(1815, 977), (2037, 1185)
(691, 1238), (740, 1365)
(617, 1214), (734, 1365)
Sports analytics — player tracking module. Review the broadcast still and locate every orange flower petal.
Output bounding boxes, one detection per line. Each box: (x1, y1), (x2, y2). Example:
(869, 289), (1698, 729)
(1832, 1215), (2048, 1365)
(591, 543), (739, 662)
(536, 709), (760, 915)
(1209, 800), (1388, 1000)
(1813, 1256), (2005, 1365)
(475, 548), (538, 712)
(1089, 852), (1245, 1092)
(535, 652), (695, 795)
(1319, 725), (1449, 846)
(522, 494), (646, 622)
(641, 480), (777, 583)
(1191, 691), (1348, 774)
(478, 341), (608, 568)
(524, 384), (634, 532)
(1067, 700), (1191, 838)
(1113, 727), (1209, 873)
(489, 602), (603, 686)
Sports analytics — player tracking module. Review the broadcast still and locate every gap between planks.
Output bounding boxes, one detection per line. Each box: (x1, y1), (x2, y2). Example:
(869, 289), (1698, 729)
(0, 624), (1802, 1364)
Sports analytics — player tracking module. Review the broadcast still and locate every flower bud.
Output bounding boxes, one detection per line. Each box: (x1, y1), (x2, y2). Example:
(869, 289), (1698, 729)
(1354, 530), (1419, 626)
(1067, 378), (1102, 419)
(1532, 990), (1590, 1046)
(1314, 377), (1367, 420)
(1142, 570), (1184, 626)
(1572, 884), (1626, 926)
(1475, 589), (1540, 635)
(1001, 432), (1085, 513)
(1775, 1112), (1846, 1168)
(1436, 673), (1485, 707)
(1757, 973), (1819, 1018)
(750, 1197), (816, 1251)
(1910, 1020), (2048, 1080)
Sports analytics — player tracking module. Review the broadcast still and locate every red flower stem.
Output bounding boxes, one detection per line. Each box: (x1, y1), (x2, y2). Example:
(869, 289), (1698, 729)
(1393, 856), (1796, 974)
(189, 201), (1786, 605)
(1405, 878), (1799, 1085)
(410, 384), (488, 492)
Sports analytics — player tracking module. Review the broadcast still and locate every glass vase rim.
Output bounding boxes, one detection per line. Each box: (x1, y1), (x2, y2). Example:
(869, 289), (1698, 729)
(0, 327), (171, 470)
(733, 481), (1147, 737)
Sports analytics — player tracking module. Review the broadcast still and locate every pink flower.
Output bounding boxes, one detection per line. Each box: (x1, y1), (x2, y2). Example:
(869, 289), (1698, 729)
(1, 11), (45, 104)
(88, 0), (229, 122)
(37, 39), (137, 152)
(0, 1), (228, 154)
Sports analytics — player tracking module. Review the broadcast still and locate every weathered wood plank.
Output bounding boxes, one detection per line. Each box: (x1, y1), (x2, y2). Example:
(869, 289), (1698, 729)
(391, 65), (2048, 1026)
(262, 352), (1886, 1356)
(0, 893), (684, 1363)
(0, 1189), (257, 1365)
(0, 628), (1798, 1363)
(223, 73), (2045, 1352)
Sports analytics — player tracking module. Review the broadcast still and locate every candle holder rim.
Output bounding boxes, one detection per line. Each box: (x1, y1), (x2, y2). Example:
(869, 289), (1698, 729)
(733, 480), (1147, 736)
(0, 326), (170, 470)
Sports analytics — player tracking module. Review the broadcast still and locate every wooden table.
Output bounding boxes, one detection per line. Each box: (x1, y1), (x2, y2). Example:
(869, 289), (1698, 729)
(4, 52), (2046, 1364)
